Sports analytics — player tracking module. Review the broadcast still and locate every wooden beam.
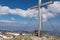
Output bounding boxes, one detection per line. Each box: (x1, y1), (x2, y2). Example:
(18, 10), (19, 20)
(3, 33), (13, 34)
(30, 1), (54, 9)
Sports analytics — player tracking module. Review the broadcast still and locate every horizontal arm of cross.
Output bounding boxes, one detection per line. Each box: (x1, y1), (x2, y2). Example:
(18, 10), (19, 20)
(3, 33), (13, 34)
(30, 1), (54, 9)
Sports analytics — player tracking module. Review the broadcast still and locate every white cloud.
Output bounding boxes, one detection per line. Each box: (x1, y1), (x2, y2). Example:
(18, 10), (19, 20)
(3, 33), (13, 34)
(0, 5), (38, 18)
(41, 7), (54, 22)
(0, 1), (60, 22)
(0, 6), (10, 15)
(11, 17), (15, 21)
(41, 1), (60, 21)
(0, 20), (13, 23)
(48, 1), (60, 14)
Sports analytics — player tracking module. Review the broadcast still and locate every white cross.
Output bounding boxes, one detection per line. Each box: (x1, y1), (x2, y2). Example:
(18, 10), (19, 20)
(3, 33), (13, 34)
(30, 0), (54, 37)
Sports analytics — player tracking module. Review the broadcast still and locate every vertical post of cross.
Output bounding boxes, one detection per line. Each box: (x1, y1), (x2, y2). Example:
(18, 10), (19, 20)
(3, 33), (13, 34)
(38, 0), (41, 37)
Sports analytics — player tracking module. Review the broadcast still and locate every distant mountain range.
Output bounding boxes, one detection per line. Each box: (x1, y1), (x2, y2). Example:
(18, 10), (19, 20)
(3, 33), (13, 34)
(0, 21), (60, 37)
(0, 29), (60, 37)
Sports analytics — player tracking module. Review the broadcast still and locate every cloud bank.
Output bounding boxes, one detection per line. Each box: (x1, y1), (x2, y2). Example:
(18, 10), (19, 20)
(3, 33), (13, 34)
(0, 1), (60, 22)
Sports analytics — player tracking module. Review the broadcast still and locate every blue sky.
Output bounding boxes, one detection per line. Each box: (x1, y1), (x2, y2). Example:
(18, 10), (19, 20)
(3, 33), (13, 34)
(0, 0), (38, 22)
(0, 0), (60, 32)
(0, 0), (37, 9)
